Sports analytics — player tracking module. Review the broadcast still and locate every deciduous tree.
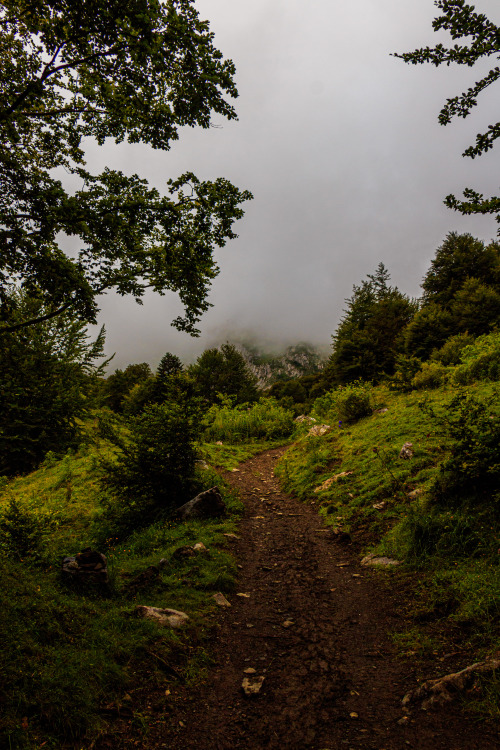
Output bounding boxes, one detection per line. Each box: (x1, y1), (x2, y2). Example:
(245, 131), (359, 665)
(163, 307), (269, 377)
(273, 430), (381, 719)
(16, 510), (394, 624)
(0, 0), (252, 333)
(396, 1), (500, 231)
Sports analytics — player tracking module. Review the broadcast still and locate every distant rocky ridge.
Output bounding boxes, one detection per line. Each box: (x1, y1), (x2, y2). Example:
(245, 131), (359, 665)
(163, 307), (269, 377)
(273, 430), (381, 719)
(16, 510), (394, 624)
(234, 342), (328, 389)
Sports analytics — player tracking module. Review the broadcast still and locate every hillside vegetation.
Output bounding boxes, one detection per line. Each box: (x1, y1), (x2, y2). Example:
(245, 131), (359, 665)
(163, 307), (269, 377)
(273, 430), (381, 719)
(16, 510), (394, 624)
(278, 368), (500, 666)
(3, 231), (500, 746)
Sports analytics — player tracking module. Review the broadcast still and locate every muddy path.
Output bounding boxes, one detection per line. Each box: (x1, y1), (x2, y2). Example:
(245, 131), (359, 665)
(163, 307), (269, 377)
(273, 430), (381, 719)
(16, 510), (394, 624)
(99, 447), (500, 749)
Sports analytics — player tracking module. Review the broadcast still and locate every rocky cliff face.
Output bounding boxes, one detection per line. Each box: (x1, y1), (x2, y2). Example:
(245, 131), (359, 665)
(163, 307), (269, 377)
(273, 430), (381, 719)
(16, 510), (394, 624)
(235, 342), (327, 389)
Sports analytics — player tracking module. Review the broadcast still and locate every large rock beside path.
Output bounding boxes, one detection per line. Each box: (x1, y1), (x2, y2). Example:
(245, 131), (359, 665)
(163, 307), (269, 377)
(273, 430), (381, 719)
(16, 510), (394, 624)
(174, 486), (226, 521)
(135, 605), (189, 629)
(62, 547), (108, 584)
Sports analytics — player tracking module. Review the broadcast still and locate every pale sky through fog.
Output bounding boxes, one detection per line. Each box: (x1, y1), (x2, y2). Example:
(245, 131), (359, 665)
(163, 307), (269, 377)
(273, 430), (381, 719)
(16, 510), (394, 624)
(83, 0), (500, 369)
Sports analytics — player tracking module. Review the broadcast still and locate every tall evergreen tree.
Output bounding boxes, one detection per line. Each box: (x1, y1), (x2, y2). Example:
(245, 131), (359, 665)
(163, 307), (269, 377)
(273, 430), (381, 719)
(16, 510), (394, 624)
(151, 352), (185, 404)
(0, 291), (109, 474)
(189, 343), (259, 405)
(327, 264), (416, 384)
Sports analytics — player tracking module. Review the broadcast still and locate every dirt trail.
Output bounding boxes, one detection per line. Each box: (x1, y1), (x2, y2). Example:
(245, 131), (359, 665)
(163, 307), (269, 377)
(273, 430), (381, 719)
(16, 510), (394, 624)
(102, 447), (500, 749)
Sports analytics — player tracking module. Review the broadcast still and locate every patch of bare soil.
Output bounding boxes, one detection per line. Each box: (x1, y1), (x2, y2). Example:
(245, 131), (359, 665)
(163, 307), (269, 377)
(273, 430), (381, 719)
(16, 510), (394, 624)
(96, 448), (500, 749)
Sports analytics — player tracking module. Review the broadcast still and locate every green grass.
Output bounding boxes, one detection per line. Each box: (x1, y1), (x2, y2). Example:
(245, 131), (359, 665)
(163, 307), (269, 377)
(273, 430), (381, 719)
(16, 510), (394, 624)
(203, 398), (295, 443)
(275, 380), (500, 717)
(0, 432), (244, 749)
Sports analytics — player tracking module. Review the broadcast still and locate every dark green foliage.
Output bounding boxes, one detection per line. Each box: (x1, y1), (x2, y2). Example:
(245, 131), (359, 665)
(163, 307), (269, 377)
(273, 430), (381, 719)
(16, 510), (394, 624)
(102, 362), (153, 412)
(313, 380), (373, 424)
(327, 263), (417, 384)
(427, 390), (500, 509)
(0, 0), (252, 334)
(0, 500), (56, 561)
(150, 352), (184, 404)
(100, 401), (202, 537)
(403, 303), (455, 360)
(156, 352), (184, 380)
(266, 373), (326, 414)
(0, 292), (108, 475)
(121, 377), (156, 416)
(396, 4), (500, 232)
(430, 333), (476, 366)
(403, 234), (500, 360)
(189, 343), (259, 406)
(388, 355), (424, 392)
(421, 233), (500, 307)
(451, 278), (500, 336)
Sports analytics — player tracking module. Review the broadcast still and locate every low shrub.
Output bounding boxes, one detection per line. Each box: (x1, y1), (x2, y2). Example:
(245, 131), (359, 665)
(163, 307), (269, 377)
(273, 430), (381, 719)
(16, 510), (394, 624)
(422, 389), (500, 510)
(203, 398), (294, 443)
(452, 331), (500, 385)
(99, 401), (202, 538)
(312, 380), (373, 424)
(0, 499), (58, 561)
(430, 333), (475, 366)
(388, 355), (423, 392)
(411, 361), (448, 390)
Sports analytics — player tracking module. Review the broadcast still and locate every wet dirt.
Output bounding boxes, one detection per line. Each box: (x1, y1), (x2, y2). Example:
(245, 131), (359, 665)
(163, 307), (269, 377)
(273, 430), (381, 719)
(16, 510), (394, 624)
(96, 447), (500, 749)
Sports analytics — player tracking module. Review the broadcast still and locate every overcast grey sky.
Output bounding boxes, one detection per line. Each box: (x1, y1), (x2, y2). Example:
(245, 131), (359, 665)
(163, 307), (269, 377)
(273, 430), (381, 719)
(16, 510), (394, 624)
(87, 0), (500, 369)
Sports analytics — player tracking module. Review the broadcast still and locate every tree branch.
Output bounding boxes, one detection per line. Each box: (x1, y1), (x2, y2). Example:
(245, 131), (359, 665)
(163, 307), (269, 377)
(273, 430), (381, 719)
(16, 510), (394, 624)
(0, 45), (122, 122)
(0, 301), (73, 333)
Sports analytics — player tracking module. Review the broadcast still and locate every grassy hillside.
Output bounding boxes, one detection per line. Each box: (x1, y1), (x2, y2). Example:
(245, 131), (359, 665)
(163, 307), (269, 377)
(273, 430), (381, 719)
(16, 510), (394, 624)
(0, 422), (284, 749)
(275, 373), (500, 715)
(2, 336), (500, 745)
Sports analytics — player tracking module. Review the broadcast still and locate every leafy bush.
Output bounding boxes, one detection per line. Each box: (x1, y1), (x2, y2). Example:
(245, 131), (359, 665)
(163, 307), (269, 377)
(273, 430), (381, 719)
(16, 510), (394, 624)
(452, 331), (500, 385)
(203, 398), (294, 443)
(0, 499), (57, 561)
(402, 302), (455, 360)
(99, 401), (202, 537)
(389, 355), (423, 392)
(411, 361), (448, 390)
(312, 381), (373, 424)
(427, 390), (500, 509)
(189, 343), (259, 406)
(0, 291), (109, 475)
(430, 333), (475, 366)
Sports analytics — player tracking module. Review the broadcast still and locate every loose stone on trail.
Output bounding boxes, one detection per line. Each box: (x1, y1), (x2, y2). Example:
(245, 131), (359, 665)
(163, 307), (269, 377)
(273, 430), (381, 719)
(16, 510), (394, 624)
(361, 553), (401, 568)
(213, 592), (231, 607)
(241, 674), (265, 697)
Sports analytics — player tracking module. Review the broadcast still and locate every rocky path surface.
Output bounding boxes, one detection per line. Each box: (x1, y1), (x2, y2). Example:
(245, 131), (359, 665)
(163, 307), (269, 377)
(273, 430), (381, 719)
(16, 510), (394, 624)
(101, 447), (500, 749)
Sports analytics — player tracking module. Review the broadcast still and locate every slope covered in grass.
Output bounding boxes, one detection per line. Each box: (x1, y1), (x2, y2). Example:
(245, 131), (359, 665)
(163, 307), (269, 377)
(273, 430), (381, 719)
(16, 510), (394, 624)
(0, 427), (248, 748)
(275, 375), (500, 714)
